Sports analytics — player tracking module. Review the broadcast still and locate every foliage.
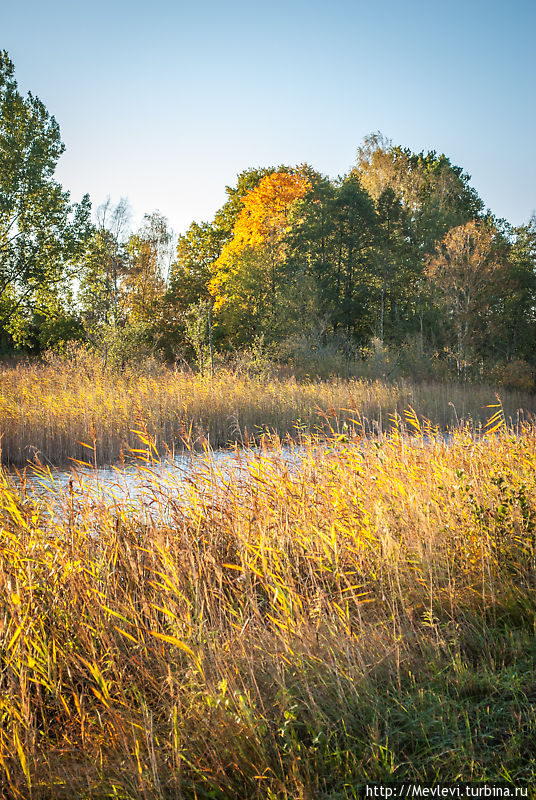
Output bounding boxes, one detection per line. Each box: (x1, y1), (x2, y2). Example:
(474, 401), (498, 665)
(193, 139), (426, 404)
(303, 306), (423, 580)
(492, 359), (535, 392)
(160, 168), (277, 358)
(426, 220), (508, 374)
(183, 298), (214, 373)
(95, 317), (159, 371)
(0, 50), (91, 347)
(209, 169), (310, 343)
(354, 131), (484, 250)
(124, 211), (172, 322)
(284, 172), (378, 341)
(2, 48), (535, 383)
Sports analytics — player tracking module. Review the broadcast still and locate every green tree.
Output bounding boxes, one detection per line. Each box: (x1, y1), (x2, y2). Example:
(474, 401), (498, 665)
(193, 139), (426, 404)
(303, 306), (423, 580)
(355, 133), (484, 253)
(168, 221), (220, 309)
(354, 133), (486, 354)
(283, 174), (338, 331)
(158, 221), (220, 360)
(284, 172), (377, 343)
(485, 217), (536, 364)
(0, 50), (91, 347)
(78, 197), (131, 332)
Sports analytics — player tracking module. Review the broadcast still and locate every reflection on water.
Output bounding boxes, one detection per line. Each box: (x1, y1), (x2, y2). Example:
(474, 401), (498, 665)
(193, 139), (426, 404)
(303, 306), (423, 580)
(12, 432), (451, 523)
(18, 445), (305, 518)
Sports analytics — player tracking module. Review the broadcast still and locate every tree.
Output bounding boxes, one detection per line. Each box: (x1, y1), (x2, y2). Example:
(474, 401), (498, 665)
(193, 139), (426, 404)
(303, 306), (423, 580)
(279, 173), (337, 335)
(354, 132), (484, 253)
(124, 211), (172, 322)
(353, 133), (488, 354)
(78, 197), (131, 331)
(168, 221), (220, 309)
(0, 50), (91, 347)
(212, 166), (276, 242)
(486, 217), (536, 364)
(283, 172), (377, 343)
(375, 187), (415, 342)
(426, 220), (507, 374)
(78, 204), (175, 367)
(209, 169), (310, 344)
(159, 168), (277, 358)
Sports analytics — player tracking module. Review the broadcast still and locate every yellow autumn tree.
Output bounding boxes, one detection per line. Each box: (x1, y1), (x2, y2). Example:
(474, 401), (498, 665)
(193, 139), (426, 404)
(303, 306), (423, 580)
(210, 170), (310, 343)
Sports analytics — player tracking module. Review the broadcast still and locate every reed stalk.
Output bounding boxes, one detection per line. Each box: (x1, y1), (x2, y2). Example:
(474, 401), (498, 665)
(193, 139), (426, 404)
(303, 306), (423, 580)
(0, 356), (534, 466)
(1, 415), (536, 796)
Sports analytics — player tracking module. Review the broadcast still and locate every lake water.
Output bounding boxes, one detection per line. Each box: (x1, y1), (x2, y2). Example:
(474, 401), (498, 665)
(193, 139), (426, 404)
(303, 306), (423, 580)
(16, 444), (306, 516)
(12, 432), (452, 516)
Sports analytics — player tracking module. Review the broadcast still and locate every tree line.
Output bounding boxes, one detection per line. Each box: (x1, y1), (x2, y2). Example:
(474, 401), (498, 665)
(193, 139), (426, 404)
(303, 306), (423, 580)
(1, 51), (535, 384)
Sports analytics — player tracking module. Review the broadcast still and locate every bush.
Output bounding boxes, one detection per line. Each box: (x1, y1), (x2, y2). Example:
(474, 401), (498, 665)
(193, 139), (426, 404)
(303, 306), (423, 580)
(277, 329), (360, 379)
(492, 359), (535, 392)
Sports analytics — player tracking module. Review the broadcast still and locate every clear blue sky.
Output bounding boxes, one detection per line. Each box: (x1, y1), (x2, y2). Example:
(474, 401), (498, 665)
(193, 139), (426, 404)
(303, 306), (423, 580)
(3, 0), (535, 236)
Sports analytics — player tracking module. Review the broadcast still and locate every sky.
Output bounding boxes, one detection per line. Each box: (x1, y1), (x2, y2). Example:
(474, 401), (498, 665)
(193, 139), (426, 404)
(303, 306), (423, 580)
(2, 0), (535, 238)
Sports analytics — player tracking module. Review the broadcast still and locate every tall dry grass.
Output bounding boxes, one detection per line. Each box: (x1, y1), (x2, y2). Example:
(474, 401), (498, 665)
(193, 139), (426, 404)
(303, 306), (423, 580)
(0, 353), (535, 466)
(1, 414), (536, 797)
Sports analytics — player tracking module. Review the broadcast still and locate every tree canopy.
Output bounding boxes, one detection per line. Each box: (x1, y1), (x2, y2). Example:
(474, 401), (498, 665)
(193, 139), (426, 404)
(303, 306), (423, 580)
(2, 49), (535, 384)
(0, 50), (91, 349)
(209, 170), (310, 342)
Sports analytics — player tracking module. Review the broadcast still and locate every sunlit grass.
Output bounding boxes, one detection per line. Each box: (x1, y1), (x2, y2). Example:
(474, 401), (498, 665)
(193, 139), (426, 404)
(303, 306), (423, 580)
(2, 414), (536, 797)
(0, 354), (534, 466)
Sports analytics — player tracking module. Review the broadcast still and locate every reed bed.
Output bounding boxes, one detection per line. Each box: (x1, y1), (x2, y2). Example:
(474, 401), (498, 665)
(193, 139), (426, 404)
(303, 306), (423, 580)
(2, 415), (536, 797)
(0, 356), (535, 466)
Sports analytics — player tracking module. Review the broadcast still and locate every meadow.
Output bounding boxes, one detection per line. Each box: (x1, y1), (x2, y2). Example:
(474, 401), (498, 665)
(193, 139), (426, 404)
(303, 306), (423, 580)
(1, 408), (536, 798)
(0, 354), (535, 467)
